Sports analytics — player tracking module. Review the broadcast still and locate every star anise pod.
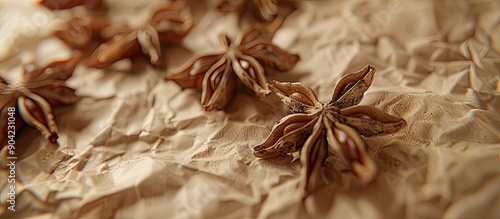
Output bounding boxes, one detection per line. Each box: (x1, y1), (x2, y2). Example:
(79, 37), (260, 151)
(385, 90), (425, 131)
(165, 28), (300, 111)
(85, 0), (192, 69)
(253, 66), (407, 196)
(214, 0), (284, 21)
(0, 55), (81, 146)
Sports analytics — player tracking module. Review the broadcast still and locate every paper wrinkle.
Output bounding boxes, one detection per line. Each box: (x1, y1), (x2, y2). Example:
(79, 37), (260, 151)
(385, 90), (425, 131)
(1, 0), (500, 218)
(397, 149), (500, 219)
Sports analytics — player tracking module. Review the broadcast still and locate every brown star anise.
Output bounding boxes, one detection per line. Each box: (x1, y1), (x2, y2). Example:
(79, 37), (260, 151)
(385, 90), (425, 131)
(0, 55), (81, 146)
(214, 0), (285, 21)
(253, 66), (407, 196)
(85, 0), (192, 69)
(165, 28), (300, 111)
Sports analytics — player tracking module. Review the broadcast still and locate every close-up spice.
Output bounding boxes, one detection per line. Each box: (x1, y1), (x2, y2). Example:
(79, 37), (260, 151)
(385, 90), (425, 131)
(0, 0), (499, 218)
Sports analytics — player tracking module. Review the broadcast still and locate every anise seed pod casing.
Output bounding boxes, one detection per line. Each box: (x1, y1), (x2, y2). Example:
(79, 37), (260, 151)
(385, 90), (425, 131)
(149, 0), (193, 44)
(86, 31), (142, 69)
(254, 114), (317, 158)
(270, 81), (321, 114)
(254, 0), (279, 21)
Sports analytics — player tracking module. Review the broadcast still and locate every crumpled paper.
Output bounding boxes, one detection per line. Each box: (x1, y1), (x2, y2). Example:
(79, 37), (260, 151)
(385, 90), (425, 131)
(1, 0), (499, 218)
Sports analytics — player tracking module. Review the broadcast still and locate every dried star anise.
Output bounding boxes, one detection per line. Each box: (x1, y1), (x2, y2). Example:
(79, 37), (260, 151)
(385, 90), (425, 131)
(0, 55), (81, 146)
(253, 66), (407, 196)
(85, 0), (192, 69)
(165, 28), (300, 111)
(214, 0), (286, 21)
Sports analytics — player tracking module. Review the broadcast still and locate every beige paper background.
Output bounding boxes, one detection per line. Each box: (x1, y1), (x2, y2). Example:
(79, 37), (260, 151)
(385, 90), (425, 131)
(1, 0), (499, 218)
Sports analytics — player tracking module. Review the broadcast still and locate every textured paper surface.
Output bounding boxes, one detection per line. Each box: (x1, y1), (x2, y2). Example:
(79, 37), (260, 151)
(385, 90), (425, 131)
(1, 0), (499, 218)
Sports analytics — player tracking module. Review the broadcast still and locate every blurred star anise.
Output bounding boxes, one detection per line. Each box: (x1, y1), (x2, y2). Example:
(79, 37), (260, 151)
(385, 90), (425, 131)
(54, 13), (111, 50)
(214, 0), (287, 21)
(253, 66), (407, 196)
(165, 28), (300, 111)
(86, 0), (192, 69)
(0, 55), (81, 146)
(38, 0), (103, 10)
